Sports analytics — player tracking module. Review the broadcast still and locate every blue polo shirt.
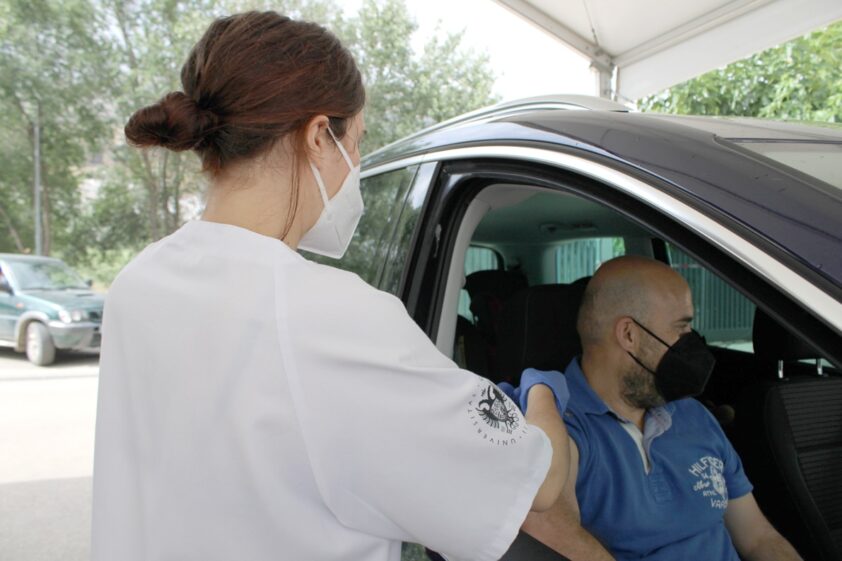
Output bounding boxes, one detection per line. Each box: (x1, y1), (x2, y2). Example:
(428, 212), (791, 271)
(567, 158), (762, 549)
(563, 358), (753, 561)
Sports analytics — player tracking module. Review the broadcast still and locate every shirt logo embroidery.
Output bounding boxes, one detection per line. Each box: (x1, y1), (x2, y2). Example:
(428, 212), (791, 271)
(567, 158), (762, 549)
(467, 381), (527, 446)
(689, 455), (728, 509)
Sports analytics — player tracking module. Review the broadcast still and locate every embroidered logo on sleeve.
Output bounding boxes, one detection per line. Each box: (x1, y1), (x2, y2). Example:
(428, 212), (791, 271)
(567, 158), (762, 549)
(467, 381), (528, 446)
(689, 456), (728, 509)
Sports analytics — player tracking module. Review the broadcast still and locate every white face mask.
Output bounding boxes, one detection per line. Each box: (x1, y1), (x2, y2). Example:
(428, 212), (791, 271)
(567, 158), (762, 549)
(298, 127), (364, 259)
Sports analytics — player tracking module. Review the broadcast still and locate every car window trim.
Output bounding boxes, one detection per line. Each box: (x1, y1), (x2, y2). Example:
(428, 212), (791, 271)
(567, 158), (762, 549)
(367, 146), (842, 336)
(362, 155), (428, 180)
(377, 162), (440, 296)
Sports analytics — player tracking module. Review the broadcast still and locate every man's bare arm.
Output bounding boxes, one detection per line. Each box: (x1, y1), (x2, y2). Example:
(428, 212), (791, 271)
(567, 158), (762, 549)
(724, 494), (802, 561)
(525, 385), (570, 512)
(521, 436), (615, 561)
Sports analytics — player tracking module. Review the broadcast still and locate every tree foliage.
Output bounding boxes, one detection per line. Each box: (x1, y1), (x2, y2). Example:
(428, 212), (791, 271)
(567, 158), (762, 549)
(0, 0), (113, 255)
(342, 0), (497, 153)
(0, 0), (498, 285)
(639, 21), (842, 122)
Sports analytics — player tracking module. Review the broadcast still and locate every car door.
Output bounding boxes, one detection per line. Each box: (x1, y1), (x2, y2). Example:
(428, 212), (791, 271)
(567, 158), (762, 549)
(392, 147), (841, 561)
(0, 262), (18, 342)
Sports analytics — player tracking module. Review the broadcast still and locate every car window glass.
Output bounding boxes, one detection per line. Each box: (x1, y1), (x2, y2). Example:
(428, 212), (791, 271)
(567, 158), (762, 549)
(449, 188), (647, 378)
(302, 165), (418, 286)
(458, 246), (502, 322)
(554, 237), (625, 283)
(667, 244), (755, 351)
(9, 260), (88, 291)
(379, 163), (436, 296)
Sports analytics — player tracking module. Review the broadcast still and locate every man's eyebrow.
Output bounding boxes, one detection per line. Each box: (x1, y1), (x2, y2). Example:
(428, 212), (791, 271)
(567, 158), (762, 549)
(675, 316), (694, 324)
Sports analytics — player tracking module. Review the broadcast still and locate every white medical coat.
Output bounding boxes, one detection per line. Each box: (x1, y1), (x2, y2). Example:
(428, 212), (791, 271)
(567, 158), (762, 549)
(91, 220), (551, 561)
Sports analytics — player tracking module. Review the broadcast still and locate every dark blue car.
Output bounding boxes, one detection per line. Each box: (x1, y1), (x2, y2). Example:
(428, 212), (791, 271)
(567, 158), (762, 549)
(312, 95), (842, 561)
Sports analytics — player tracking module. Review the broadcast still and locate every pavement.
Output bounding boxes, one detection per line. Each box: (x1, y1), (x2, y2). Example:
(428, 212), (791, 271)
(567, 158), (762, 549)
(0, 348), (99, 561)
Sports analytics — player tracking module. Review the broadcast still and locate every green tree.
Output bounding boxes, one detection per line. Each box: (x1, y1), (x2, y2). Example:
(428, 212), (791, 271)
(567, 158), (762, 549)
(0, 0), (113, 255)
(343, 0), (498, 154)
(95, 0), (497, 255)
(639, 21), (842, 121)
(230, 0), (499, 154)
(1, 0), (499, 286)
(90, 0), (499, 284)
(98, 0), (227, 244)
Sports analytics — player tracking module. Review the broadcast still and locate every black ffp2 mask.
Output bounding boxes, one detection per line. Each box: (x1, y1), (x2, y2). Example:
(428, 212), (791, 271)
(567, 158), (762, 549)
(627, 319), (716, 402)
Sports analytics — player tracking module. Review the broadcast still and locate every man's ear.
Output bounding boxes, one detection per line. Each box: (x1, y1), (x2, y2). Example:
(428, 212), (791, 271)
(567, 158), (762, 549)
(615, 317), (638, 353)
(304, 115), (331, 166)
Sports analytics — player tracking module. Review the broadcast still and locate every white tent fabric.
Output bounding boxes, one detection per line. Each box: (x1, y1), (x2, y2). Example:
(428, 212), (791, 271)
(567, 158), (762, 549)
(494, 0), (842, 102)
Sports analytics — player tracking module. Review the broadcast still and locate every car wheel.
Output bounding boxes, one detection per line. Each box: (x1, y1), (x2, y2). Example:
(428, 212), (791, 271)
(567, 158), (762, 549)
(26, 322), (56, 366)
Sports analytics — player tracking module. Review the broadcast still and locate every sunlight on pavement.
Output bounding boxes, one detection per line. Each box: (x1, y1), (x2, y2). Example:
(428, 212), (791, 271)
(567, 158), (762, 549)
(0, 352), (99, 485)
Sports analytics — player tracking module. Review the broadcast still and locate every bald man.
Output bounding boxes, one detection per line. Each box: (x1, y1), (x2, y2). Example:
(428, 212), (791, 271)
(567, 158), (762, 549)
(521, 256), (800, 561)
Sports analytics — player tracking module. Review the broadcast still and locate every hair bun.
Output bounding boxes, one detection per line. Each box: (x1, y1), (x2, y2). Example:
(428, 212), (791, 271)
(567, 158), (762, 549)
(125, 91), (220, 151)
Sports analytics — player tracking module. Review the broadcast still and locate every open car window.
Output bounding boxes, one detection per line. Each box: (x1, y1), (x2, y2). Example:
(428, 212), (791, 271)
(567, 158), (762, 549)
(666, 244), (756, 352)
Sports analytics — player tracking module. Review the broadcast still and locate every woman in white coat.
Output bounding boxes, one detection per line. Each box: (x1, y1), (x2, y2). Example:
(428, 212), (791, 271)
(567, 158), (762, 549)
(91, 11), (570, 561)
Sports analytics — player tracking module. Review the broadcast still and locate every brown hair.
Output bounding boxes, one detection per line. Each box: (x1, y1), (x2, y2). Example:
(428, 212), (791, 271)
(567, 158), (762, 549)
(125, 12), (365, 166)
(125, 12), (365, 237)
(124, 12), (365, 234)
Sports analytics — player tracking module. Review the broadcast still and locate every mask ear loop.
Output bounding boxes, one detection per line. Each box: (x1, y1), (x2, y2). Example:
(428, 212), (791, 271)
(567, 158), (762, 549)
(308, 161), (332, 217)
(326, 127), (354, 170)
(308, 126), (355, 219)
(627, 317), (665, 375)
(308, 125), (346, 218)
(630, 317), (671, 348)
(627, 350), (658, 375)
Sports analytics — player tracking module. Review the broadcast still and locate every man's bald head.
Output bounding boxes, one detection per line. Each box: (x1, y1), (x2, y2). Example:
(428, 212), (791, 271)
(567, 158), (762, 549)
(577, 256), (690, 348)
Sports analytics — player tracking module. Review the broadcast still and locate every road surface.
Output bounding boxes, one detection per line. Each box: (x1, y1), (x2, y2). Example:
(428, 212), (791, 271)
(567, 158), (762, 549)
(0, 348), (98, 561)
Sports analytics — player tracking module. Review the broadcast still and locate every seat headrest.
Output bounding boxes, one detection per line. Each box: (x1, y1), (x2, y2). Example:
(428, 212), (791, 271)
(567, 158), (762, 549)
(495, 279), (590, 384)
(464, 269), (528, 301)
(753, 308), (820, 363)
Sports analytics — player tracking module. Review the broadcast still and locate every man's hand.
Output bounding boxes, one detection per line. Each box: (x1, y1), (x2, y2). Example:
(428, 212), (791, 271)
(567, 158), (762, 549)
(724, 494), (802, 560)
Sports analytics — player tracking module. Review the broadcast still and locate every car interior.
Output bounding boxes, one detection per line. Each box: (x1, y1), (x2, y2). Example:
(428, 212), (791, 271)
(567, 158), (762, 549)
(434, 183), (842, 561)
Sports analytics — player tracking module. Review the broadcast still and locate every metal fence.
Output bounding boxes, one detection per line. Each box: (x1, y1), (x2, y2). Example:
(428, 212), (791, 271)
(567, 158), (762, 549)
(554, 238), (624, 283)
(668, 246), (755, 345)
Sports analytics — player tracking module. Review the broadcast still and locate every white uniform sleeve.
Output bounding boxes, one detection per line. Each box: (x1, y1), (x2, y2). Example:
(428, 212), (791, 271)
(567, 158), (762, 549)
(276, 264), (552, 561)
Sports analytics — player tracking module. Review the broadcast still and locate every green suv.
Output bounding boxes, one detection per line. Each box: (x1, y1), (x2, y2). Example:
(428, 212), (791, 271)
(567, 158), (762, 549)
(0, 253), (103, 366)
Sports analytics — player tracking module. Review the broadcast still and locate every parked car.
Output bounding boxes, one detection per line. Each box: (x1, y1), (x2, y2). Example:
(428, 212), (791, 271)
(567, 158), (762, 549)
(305, 95), (842, 561)
(0, 254), (103, 366)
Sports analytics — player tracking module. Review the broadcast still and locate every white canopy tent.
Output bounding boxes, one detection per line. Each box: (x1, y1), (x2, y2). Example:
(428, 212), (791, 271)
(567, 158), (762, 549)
(494, 0), (842, 102)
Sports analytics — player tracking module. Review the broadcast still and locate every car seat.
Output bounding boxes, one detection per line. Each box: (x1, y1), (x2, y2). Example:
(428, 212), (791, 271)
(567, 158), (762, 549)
(464, 269), (529, 345)
(735, 309), (842, 561)
(455, 270), (529, 381)
(494, 277), (589, 384)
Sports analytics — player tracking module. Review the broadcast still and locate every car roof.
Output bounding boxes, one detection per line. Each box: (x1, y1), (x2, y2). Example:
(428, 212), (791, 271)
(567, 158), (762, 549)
(363, 99), (842, 295)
